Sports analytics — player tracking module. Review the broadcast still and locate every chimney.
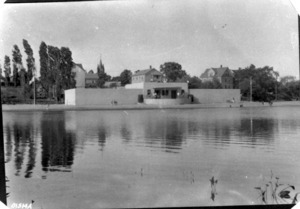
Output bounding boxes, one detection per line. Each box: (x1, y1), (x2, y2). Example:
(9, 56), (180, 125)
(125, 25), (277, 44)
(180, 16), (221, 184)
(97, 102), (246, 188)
(220, 65), (223, 68)
(150, 65), (152, 69)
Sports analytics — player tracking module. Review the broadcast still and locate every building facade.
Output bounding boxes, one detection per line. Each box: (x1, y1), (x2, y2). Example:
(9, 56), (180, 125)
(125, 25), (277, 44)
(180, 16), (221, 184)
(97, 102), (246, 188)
(200, 65), (234, 89)
(65, 64), (240, 106)
(104, 81), (121, 88)
(85, 72), (98, 88)
(131, 67), (163, 83)
(72, 60), (113, 88)
(71, 63), (86, 88)
(125, 66), (190, 104)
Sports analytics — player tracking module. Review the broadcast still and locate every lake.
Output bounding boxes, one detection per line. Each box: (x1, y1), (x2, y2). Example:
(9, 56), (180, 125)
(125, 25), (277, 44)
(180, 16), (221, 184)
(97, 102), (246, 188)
(3, 106), (300, 208)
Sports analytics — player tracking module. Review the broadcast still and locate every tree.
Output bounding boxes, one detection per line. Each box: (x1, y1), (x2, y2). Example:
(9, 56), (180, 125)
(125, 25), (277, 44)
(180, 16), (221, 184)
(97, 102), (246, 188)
(109, 82), (118, 88)
(39, 42), (76, 101)
(96, 59), (111, 88)
(97, 70), (106, 88)
(252, 66), (278, 102)
(97, 71), (111, 88)
(280, 76), (296, 85)
(200, 78), (223, 89)
(188, 76), (202, 89)
(4, 55), (11, 87)
(0, 63), (3, 86)
(39, 41), (50, 98)
(48, 45), (61, 101)
(160, 62), (187, 82)
(173, 74), (204, 89)
(12, 45), (23, 87)
(19, 67), (27, 87)
(175, 74), (191, 83)
(278, 77), (300, 101)
(60, 47), (76, 90)
(234, 64), (279, 101)
(104, 74), (111, 82)
(111, 76), (121, 81)
(119, 69), (132, 86)
(23, 39), (35, 84)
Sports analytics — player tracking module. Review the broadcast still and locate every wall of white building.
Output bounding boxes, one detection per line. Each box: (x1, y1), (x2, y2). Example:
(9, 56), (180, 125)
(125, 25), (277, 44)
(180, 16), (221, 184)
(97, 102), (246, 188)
(189, 89), (240, 104)
(65, 88), (240, 106)
(65, 88), (142, 106)
(65, 89), (76, 105)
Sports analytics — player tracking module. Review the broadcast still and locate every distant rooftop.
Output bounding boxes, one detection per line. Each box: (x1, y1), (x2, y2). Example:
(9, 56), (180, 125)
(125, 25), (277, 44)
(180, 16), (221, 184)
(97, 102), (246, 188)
(200, 65), (233, 78)
(85, 73), (98, 79)
(73, 63), (84, 69)
(133, 67), (162, 76)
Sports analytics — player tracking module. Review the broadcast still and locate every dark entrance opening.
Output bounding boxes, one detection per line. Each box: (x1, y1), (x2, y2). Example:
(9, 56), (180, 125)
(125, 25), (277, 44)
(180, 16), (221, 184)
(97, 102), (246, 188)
(171, 90), (177, 99)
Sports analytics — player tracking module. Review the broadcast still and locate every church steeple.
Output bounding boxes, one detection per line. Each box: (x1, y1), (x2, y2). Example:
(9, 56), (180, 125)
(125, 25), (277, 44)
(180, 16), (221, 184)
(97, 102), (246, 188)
(97, 56), (105, 74)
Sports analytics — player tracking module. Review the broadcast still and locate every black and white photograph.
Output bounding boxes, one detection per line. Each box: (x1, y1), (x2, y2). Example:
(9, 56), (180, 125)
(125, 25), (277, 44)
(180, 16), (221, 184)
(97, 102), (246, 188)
(0, 0), (300, 208)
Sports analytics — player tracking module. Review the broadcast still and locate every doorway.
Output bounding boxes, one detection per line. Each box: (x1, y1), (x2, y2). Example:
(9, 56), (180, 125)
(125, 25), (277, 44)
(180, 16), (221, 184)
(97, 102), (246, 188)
(171, 90), (177, 99)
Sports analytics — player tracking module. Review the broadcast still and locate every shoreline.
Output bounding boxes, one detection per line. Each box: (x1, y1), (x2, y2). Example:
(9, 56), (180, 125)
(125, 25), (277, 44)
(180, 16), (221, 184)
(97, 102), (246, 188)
(1, 101), (300, 111)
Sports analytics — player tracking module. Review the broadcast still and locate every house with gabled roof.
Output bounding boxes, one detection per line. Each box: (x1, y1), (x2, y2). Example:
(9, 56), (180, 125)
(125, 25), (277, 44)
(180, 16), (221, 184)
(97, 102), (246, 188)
(131, 66), (163, 83)
(125, 66), (190, 104)
(72, 59), (117, 89)
(85, 73), (98, 88)
(200, 65), (234, 89)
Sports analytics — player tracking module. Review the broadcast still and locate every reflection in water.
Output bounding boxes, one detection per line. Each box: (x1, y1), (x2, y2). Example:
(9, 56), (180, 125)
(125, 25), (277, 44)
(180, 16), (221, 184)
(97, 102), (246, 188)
(120, 125), (132, 143)
(5, 126), (12, 163)
(13, 123), (26, 176)
(239, 118), (277, 146)
(41, 112), (76, 172)
(25, 125), (37, 178)
(14, 122), (36, 177)
(98, 126), (107, 151)
(144, 116), (185, 152)
(3, 109), (279, 179)
(134, 110), (278, 151)
(164, 120), (185, 150)
(189, 114), (277, 148)
(200, 119), (233, 148)
(3, 107), (300, 208)
(4, 118), (37, 178)
(4, 112), (77, 177)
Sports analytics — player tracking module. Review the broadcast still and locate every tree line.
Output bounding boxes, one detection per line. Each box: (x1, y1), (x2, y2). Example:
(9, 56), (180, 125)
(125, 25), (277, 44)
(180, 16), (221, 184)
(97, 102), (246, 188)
(1, 41), (299, 103)
(1, 41), (35, 88)
(1, 40), (77, 102)
(39, 41), (76, 102)
(141, 62), (299, 102)
(1, 40), (37, 101)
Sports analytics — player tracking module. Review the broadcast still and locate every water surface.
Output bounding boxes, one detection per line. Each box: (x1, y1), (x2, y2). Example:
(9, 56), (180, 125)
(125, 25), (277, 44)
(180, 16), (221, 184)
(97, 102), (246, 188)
(3, 107), (300, 208)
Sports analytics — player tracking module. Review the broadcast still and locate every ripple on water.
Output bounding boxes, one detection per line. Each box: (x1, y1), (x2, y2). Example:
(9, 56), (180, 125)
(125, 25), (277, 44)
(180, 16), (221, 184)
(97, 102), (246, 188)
(3, 108), (300, 207)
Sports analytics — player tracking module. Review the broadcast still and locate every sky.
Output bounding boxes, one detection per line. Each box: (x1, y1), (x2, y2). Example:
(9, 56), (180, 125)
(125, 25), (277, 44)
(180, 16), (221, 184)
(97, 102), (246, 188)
(0, 0), (299, 78)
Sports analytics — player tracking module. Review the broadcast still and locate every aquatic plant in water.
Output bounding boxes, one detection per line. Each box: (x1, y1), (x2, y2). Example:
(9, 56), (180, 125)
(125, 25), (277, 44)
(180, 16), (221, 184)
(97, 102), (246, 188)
(255, 171), (299, 204)
(210, 176), (218, 201)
